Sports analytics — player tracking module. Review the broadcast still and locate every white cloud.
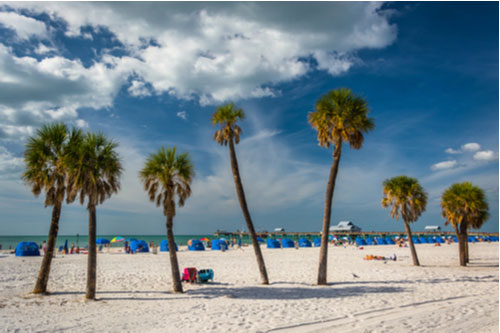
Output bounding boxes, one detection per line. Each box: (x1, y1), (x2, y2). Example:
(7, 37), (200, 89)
(75, 119), (88, 128)
(445, 148), (461, 154)
(431, 160), (458, 171)
(473, 150), (497, 161)
(127, 80), (151, 97)
(34, 43), (56, 55)
(0, 146), (24, 178)
(176, 111), (187, 120)
(2, 2), (397, 105)
(462, 142), (481, 152)
(0, 11), (47, 40)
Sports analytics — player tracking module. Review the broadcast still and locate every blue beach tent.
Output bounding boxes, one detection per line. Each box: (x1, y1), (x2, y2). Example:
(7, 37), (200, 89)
(419, 236), (429, 244)
(313, 238), (321, 247)
(355, 237), (366, 246)
(211, 239), (228, 251)
(15, 242), (40, 256)
(467, 236), (477, 243)
(130, 240), (149, 253)
(96, 238), (110, 245)
(267, 238), (281, 249)
(188, 239), (205, 251)
(281, 239), (295, 248)
(365, 237), (375, 246)
(257, 237), (265, 243)
(435, 237), (444, 244)
(376, 237), (387, 245)
(298, 238), (312, 247)
(160, 240), (178, 252)
(385, 237), (395, 245)
(412, 237), (421, 244)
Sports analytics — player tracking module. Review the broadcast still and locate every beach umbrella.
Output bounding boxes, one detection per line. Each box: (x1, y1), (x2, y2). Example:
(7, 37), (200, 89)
(96, 238), (110, 245)
(111, 236), (125, 243)
(200, 237), (210, 241)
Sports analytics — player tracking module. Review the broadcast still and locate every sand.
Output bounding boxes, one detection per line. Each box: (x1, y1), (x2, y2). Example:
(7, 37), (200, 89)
(0, 242), (498, 332)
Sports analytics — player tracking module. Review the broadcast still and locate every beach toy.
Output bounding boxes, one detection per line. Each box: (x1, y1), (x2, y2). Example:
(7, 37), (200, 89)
(160, 240), (178, 252)
(15, 242), (40, 256)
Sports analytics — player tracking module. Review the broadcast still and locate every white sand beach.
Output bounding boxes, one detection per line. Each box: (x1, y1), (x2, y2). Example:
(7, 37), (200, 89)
(0, 242), (498, 332)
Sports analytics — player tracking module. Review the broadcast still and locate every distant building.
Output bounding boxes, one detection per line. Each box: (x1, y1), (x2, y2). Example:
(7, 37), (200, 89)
(330, 221), (361, 232)
(274, 227), (285, 232)
(424, 226), (441, 231)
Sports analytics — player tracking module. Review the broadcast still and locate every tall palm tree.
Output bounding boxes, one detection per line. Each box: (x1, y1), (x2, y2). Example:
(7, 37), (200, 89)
(212, 103), (269, 285)
(308, 88), (374, 285)
(441, 182), (489, 266)
(67, 133), (122, 300)
(381, 176), (427, 266)
(139, 147), (194, 293)
(22, 123), (82, 294)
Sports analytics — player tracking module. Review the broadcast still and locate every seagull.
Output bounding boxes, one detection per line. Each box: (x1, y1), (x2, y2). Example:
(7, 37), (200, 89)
(352, 273), (359, 278)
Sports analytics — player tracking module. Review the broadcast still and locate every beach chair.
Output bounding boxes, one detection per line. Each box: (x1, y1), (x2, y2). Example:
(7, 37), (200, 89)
(181, 267), (198, 283)
(197, 269), (214, 283)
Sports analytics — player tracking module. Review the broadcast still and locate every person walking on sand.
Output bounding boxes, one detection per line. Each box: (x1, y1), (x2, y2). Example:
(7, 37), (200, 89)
(42, 240), (47, 254)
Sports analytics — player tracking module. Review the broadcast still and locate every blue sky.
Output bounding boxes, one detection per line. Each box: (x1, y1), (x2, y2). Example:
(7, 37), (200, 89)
(0, 2), (497, 235)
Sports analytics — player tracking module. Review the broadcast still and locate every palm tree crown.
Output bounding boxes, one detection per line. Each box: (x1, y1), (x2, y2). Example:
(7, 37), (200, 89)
(212, 102), (245, 145)
(382, 176), (427, 223)
(441, 182), (489, 230)
(22, 123), (82, 206)
(308, 88), (375, 149)
(67, 133), (122, 208)
(139, 147), (194, 217)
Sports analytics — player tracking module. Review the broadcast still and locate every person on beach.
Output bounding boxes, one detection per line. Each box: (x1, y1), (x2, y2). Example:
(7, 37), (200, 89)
(70, 243), (75, 254)
(42, 240), (47, 253)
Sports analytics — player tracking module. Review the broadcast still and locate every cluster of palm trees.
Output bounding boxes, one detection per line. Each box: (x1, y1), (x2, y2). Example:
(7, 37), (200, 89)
(23, 88), (490, 299)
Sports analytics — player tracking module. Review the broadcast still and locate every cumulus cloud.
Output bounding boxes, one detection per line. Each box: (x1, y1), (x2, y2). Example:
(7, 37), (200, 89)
(1, 2), (397, 106)
(75, 119), (88, 128)
(0, 11), (47, 40)
(461, 142), (481, 152)
(176, 111), (187, 120)
(0, 146), (24, 178)
(473, 150), (497, 161)
(445, 148), (461, 154)
(431, 160), (458, 171)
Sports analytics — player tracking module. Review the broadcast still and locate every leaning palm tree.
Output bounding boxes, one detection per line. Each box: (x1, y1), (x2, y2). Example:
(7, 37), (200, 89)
(441, 182), (489, 266)
(22, 123), (82, 294)
(67, 133), (122, 300)
(381, 176), (427, 266)
(212, 103), (269, 285)
(308, 88), (374, 285)
(139, 147), (194, 293)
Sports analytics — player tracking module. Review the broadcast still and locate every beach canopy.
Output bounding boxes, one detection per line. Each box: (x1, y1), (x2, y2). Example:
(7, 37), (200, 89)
(15, 242), (40, 256)
(160, 240), (178, 252)
(130, 240), (149, 253)
(96, 238), (110, 245)
(385, 237), (395, 245)
(211, 239), (228, 251)
(313, 238), (321, 247)
(355, 237), (366, 246)
(257, 237), (265, 243)
(298, 238), (312, 248)
(376, 237), (387, 245)
(188, 239), (205, 251)
(111, 236), (125, 243)
(281, 238), (295, 248)
(365, 237), (375, 245)
(267, 238), (281, 249)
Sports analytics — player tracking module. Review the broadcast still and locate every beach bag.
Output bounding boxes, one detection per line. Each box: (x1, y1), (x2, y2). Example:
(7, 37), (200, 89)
(197, 269), (214, 283)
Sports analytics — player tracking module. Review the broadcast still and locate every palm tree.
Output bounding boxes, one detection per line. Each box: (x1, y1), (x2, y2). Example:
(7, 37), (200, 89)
(381, 176), (427, 266)
(212, 103), (269, 285)
(308, 88), (374, 285)
(140, 147), (194, 293)
(67, 133), (122, 300)
(22, 123), (82, 294)
(441, 182), (489, 266)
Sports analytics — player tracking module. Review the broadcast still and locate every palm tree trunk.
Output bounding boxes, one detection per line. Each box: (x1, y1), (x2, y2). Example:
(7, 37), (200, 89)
(317, 142), (342, 285)
(86, 204), (97, 299)
(464, 232), (469, 264)
(228, 139), (269, 285)
(458, 222), (468, 266)
(404, 221), (420, 266)
(166, 214), (183, 293)
(33, 201), (62, 294)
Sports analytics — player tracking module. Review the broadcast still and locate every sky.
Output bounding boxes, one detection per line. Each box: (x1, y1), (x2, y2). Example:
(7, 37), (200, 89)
(0, 2), (498, 236)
